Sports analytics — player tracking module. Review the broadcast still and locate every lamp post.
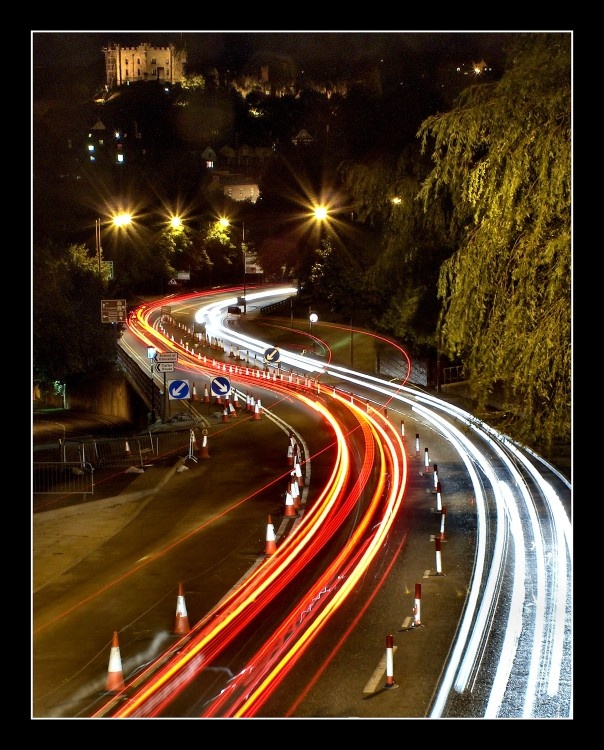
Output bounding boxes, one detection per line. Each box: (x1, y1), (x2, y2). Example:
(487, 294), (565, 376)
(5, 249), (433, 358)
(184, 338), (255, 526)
(242, 221), (247, 314)
(309, 312), (318, 346)
(219, 217), (247, 313)
(95, 218), (102, 274)
(147, 346), (157, 423)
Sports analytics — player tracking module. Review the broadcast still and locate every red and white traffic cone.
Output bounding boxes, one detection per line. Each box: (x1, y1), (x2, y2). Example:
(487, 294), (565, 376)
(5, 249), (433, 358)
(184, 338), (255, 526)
(438, 506), (447, 541)
(411, 583), (422, 628)
(424, 447), (431, 473)
(432, 464), (439, 490)
(125, 440), (131, 458)
(291, 476), (301, 509)
(434, 536), (445, 576)
(200, 433), (210, 458)
(384, 634), (397, 689)
(253, 401), (262, 420)
(233, 392), (240, 410)
(284, 490), (296, 517)
(192, 384), (198, 401)
(294, 461), (304, 487)
(400, 420), (405, 440)
(265, 515), (277, 555)
(228, 401), (237, 418)
(415, 433), (420, 458)
(287, 444), (294, 465)
(174, 582), (190, 635)
(435, 481), (443, 512)
(105, 631), (125, 692)
(203, 384), (210, 403)
(222, 406), (229, 423)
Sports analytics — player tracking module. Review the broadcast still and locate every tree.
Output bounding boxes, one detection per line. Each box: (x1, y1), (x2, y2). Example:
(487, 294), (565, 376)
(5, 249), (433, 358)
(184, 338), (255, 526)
(33, 241), (120, 386)
(416, 33), (571, 451)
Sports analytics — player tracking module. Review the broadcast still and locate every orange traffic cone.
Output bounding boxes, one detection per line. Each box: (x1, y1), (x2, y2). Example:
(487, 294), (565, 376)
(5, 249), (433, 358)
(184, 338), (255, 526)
(124, 440), (131, 458)
(284, 490), (296, 517)
(222, 407), (229, 423)
(294, 462), (304, 487)
(200, 433), (210, 458)
(291, 477), (301, 509)
(105, 631), (125, 692)
(174, 582), (190, 635)
(228, 401), (237, 418)
(253, 401), (262, 420)
(265, 515), (277, 555)
(203, 385), (210, 403)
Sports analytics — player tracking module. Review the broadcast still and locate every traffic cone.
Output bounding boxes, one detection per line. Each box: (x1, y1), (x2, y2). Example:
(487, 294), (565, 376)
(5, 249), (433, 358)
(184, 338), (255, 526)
(254, 399), (262, 420)
(291, 477), (301, 509)
(294, 461), (304, 487)
(192, 384), (198, 401)
(124, 440), (131, 458)
(284, 490), (296, 517)
(222, 406), (229, 423)
(233, 392), (240, 410)
(190, 428), (198, 455)
(228, 401), (237, 418)
(200, 433), (210, 458)
(174, 582), (190, 635)
(105, 631), (125, 692)
(203, 384), (210, 403)
(265, 515), (277, 555)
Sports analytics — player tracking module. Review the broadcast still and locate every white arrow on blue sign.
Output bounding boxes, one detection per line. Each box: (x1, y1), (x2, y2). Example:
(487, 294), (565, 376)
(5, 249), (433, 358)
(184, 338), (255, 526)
(168, 380), (190, 400)
(211, 376), (231, 396)
(264, 346), (280, 363)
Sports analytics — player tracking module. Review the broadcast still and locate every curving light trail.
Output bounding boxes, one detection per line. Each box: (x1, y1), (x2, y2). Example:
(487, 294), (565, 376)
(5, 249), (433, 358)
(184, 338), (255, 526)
(102, 286), (571, 718)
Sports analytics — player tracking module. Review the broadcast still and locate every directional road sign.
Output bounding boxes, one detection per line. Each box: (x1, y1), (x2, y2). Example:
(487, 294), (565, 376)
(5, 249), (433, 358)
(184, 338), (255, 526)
(264, 346), (280, 364)
(168, 380), (190, 400)
(156, 362), (174, 372)
(101, 299), (127, 323)
(156, 352), (178, 363)
(211, 376), (231, 397)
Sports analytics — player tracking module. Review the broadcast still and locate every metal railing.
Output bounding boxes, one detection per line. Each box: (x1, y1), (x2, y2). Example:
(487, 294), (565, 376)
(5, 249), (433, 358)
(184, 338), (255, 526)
(33, 461), (95, 495)
(33, 427), (197, 495)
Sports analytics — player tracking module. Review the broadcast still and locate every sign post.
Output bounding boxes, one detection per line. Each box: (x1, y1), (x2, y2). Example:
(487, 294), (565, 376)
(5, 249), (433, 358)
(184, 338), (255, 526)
(155, 353), (178, 420)
(101, 299), (127, 323)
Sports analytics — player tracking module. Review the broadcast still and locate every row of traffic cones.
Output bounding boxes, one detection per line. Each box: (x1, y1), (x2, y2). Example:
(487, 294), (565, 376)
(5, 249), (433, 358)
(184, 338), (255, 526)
(106, 507), (284, 690)
(105, 582), (192, 692)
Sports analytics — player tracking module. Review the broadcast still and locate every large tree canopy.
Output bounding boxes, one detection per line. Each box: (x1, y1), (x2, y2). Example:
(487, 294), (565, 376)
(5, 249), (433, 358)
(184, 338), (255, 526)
(416, 33), (571, 451)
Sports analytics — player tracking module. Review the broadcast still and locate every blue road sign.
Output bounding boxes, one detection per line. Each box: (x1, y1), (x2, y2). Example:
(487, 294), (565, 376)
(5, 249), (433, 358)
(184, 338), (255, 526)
(211, 376), (231, 397)
(168, 380), (190, 400)
(264, 346), (280, 364)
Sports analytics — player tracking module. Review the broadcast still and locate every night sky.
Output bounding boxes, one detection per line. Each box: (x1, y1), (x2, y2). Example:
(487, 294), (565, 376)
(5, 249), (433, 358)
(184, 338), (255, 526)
(31, 29), (536, 72)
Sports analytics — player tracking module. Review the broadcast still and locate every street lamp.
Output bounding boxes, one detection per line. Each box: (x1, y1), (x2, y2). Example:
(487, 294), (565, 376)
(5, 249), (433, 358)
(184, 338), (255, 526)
(95, 213), (133, 278)
(309, 311), (318, 341)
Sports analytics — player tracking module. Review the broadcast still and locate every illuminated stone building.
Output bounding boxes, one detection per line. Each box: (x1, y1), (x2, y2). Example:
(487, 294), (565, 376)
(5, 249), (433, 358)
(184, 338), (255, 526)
(102, 42), (187, 88)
